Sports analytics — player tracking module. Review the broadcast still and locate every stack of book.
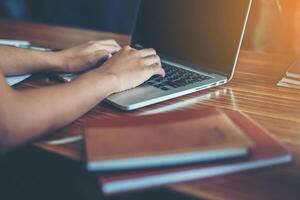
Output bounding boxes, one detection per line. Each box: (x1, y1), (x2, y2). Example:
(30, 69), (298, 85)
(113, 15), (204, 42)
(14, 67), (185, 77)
(278, 57), (300, 90)
(83, 108), (292, 195)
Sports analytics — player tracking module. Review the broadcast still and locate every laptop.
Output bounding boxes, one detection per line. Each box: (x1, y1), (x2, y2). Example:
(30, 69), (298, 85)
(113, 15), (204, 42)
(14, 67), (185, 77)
(55, 0), (252, 110)
(106, 0), (252, 110)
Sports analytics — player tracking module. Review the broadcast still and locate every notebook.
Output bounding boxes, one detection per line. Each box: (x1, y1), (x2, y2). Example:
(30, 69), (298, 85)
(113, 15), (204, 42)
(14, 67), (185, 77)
(286, 57), (300, 79)
(84, 108), (252, 172)
(277, 57), (300, 89)
(96, 110), (292, 195)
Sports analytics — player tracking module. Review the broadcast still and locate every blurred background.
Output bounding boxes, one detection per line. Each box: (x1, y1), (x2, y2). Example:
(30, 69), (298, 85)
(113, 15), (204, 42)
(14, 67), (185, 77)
(0, 0), (299, 55)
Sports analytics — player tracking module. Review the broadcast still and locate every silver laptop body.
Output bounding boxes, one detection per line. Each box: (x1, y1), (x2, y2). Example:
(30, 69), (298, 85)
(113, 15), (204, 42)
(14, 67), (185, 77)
(106, 0), (252, 111)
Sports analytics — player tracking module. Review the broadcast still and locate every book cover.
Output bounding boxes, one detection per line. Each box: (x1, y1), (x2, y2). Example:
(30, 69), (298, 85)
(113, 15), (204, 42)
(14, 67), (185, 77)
(96, 110), (292, 195)
(277, 80), (300, 90)
(286, 57), (300, 79)
(281, 77), (300, 86)
(84, 108), (251, 172)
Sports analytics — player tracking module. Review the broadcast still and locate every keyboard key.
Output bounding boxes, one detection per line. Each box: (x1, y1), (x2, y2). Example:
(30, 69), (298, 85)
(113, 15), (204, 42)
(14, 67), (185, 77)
(145, 63), (212, 90)
(161, 87), (170, 91)
(165, 81), (181, 88)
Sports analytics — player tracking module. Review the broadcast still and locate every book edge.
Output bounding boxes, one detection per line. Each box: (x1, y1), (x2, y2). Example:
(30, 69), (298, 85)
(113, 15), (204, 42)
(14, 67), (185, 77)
(87, 148), (249, 172)
(101, 155), (292, 194)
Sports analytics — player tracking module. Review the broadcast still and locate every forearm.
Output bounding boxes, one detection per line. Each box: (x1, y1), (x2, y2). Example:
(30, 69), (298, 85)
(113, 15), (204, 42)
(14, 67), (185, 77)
(0, 46), (62, 76)
(0, 70), (118, 152)
(0, 44), (163, 153)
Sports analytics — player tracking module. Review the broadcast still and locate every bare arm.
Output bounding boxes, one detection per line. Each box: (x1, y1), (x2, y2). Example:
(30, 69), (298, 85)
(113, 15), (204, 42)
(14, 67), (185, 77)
(0, 70), (117, 152)
(0, 40), (121, 76)
(0, 45), (164, 153)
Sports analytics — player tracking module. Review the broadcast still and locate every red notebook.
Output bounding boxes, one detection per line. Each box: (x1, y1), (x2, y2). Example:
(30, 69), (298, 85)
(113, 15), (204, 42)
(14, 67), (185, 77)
(84, 108), (251, 172)
(96, 109), (292, 195)
(277, 57), (300, 89)
(286, 57), (300, 79)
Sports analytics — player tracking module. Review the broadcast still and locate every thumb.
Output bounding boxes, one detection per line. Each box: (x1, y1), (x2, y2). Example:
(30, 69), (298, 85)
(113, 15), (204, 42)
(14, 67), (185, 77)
(150, 63), (165, 77)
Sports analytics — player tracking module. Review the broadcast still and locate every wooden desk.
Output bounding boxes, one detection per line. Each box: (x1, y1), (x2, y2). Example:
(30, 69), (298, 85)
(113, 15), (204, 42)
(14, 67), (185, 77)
(1, 19), (300, 200)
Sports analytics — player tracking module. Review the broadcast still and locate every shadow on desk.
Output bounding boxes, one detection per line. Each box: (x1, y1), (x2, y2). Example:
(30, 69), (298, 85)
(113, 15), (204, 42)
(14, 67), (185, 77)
(0, 146), (199, 200)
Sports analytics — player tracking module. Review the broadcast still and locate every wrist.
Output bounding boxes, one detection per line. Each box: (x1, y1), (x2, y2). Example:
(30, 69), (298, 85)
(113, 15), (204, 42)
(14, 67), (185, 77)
(78, 69), (120, 97)
(44, 51), (68, 72)
(97, 70), (121, 94)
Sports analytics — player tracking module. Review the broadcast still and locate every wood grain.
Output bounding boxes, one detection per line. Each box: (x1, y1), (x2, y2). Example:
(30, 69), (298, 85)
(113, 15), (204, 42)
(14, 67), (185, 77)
(1, 19), (300, 200)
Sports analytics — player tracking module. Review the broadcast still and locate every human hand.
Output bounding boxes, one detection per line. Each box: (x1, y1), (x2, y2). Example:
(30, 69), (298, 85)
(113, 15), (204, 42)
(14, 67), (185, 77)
(55, 40), (121, 73)
(98, 46), (165, 93)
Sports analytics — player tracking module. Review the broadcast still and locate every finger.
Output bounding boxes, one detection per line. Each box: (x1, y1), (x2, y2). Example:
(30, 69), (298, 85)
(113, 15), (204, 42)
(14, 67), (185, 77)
(135, 48), (157, 58)
(88, 39), (120, 49)
(142, 55), (162, 66)
(89, 39), (120, 47)
(99, 39), (121, 47)
(122, 45), (134, 51)
(90, 42), (121, 53)
(99, 44), (121, 53)
(149, 63), (166, 77)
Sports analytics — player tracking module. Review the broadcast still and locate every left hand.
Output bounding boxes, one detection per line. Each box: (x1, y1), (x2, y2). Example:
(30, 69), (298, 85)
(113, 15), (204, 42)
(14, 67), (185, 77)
(55, 40), (121, 73)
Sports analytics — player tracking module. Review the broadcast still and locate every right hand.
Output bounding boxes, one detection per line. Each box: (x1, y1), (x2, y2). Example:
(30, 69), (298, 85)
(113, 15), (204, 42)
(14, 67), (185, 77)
(98, 46), (165, 93)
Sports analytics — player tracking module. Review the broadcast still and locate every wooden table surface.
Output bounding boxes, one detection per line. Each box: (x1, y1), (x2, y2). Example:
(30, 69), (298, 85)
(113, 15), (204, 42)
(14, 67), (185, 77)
(1, 19), (300, 200)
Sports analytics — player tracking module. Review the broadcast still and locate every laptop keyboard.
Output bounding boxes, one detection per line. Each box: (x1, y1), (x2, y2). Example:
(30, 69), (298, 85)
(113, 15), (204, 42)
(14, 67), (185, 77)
(144, 63), (212, 91)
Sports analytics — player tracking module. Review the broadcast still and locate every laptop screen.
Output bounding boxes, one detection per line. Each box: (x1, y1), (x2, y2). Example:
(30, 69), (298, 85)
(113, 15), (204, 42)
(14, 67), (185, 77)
(132, 0), (251, 78)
